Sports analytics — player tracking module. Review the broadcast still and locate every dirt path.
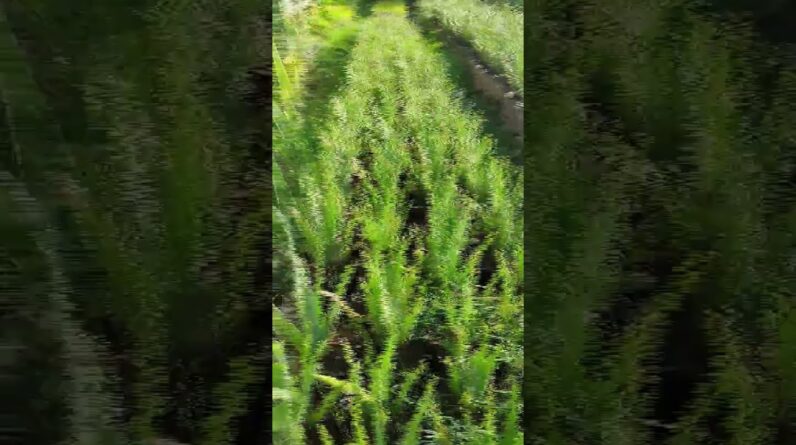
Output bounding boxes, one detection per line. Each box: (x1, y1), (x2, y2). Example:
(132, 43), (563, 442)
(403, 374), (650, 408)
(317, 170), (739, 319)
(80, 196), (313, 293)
(406, 2), (523, 163)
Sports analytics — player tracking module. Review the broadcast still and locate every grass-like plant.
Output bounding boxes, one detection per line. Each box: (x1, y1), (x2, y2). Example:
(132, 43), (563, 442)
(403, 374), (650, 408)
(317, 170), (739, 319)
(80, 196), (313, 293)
(273, 3), (523, 442)
(416, 0), (523, 93)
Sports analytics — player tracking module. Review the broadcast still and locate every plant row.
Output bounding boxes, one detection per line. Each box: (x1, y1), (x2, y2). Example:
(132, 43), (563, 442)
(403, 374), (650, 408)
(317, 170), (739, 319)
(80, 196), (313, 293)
(416, 0), (523, 93)
(273, 8), (523, 444)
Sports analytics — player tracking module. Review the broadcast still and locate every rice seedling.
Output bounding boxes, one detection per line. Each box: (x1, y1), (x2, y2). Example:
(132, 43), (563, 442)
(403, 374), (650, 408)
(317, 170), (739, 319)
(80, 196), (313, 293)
(273, 3), (522, 442)
(416, 0), (523, 93)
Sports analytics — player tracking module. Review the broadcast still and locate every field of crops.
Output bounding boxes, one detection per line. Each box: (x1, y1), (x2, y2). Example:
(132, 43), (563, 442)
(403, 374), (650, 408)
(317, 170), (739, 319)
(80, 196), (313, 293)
(522, 1), (796, 444)
(3, 0), (796, 444)
(273, 0), (523, 443)
(2, 1), (271, 443)
(416, 0), (523, 93)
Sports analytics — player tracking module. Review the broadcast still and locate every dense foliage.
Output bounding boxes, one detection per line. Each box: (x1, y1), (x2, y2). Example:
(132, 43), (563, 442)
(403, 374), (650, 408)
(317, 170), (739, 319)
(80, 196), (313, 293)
(416, 0), (523, 93)
(273, 1), (523, 443)
(524, 0), (796, 443)
(1, 0), (269, 443)
(4, 0), (796, 444)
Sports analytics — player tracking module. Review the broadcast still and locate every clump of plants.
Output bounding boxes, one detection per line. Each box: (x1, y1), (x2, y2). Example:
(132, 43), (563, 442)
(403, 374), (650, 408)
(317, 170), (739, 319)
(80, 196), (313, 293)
(273, 7), (523, 444)
(416, 0), (523, 93)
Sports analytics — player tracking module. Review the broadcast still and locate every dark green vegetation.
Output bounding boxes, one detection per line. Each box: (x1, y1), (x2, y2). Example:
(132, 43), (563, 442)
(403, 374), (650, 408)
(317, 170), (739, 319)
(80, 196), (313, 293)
(525, 1), (796, 443)
(6, 0), (796, 444)
(273, 1), (522, 443)
(1, 1), (270, 444)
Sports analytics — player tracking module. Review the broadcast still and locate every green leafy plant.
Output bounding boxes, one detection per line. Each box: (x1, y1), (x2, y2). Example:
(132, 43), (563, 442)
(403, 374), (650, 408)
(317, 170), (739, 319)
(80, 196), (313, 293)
(273, 4), (523, 443)
(417, 0), (523, 92)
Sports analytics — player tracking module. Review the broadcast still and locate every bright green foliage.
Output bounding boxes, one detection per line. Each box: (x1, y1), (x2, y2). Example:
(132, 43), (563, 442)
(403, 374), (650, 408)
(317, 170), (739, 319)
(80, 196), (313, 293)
(417, 0), (524, 92)
(273, 341), (303, 443)
(273, 3), (522, 443)
(398, 379), (438, 445)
